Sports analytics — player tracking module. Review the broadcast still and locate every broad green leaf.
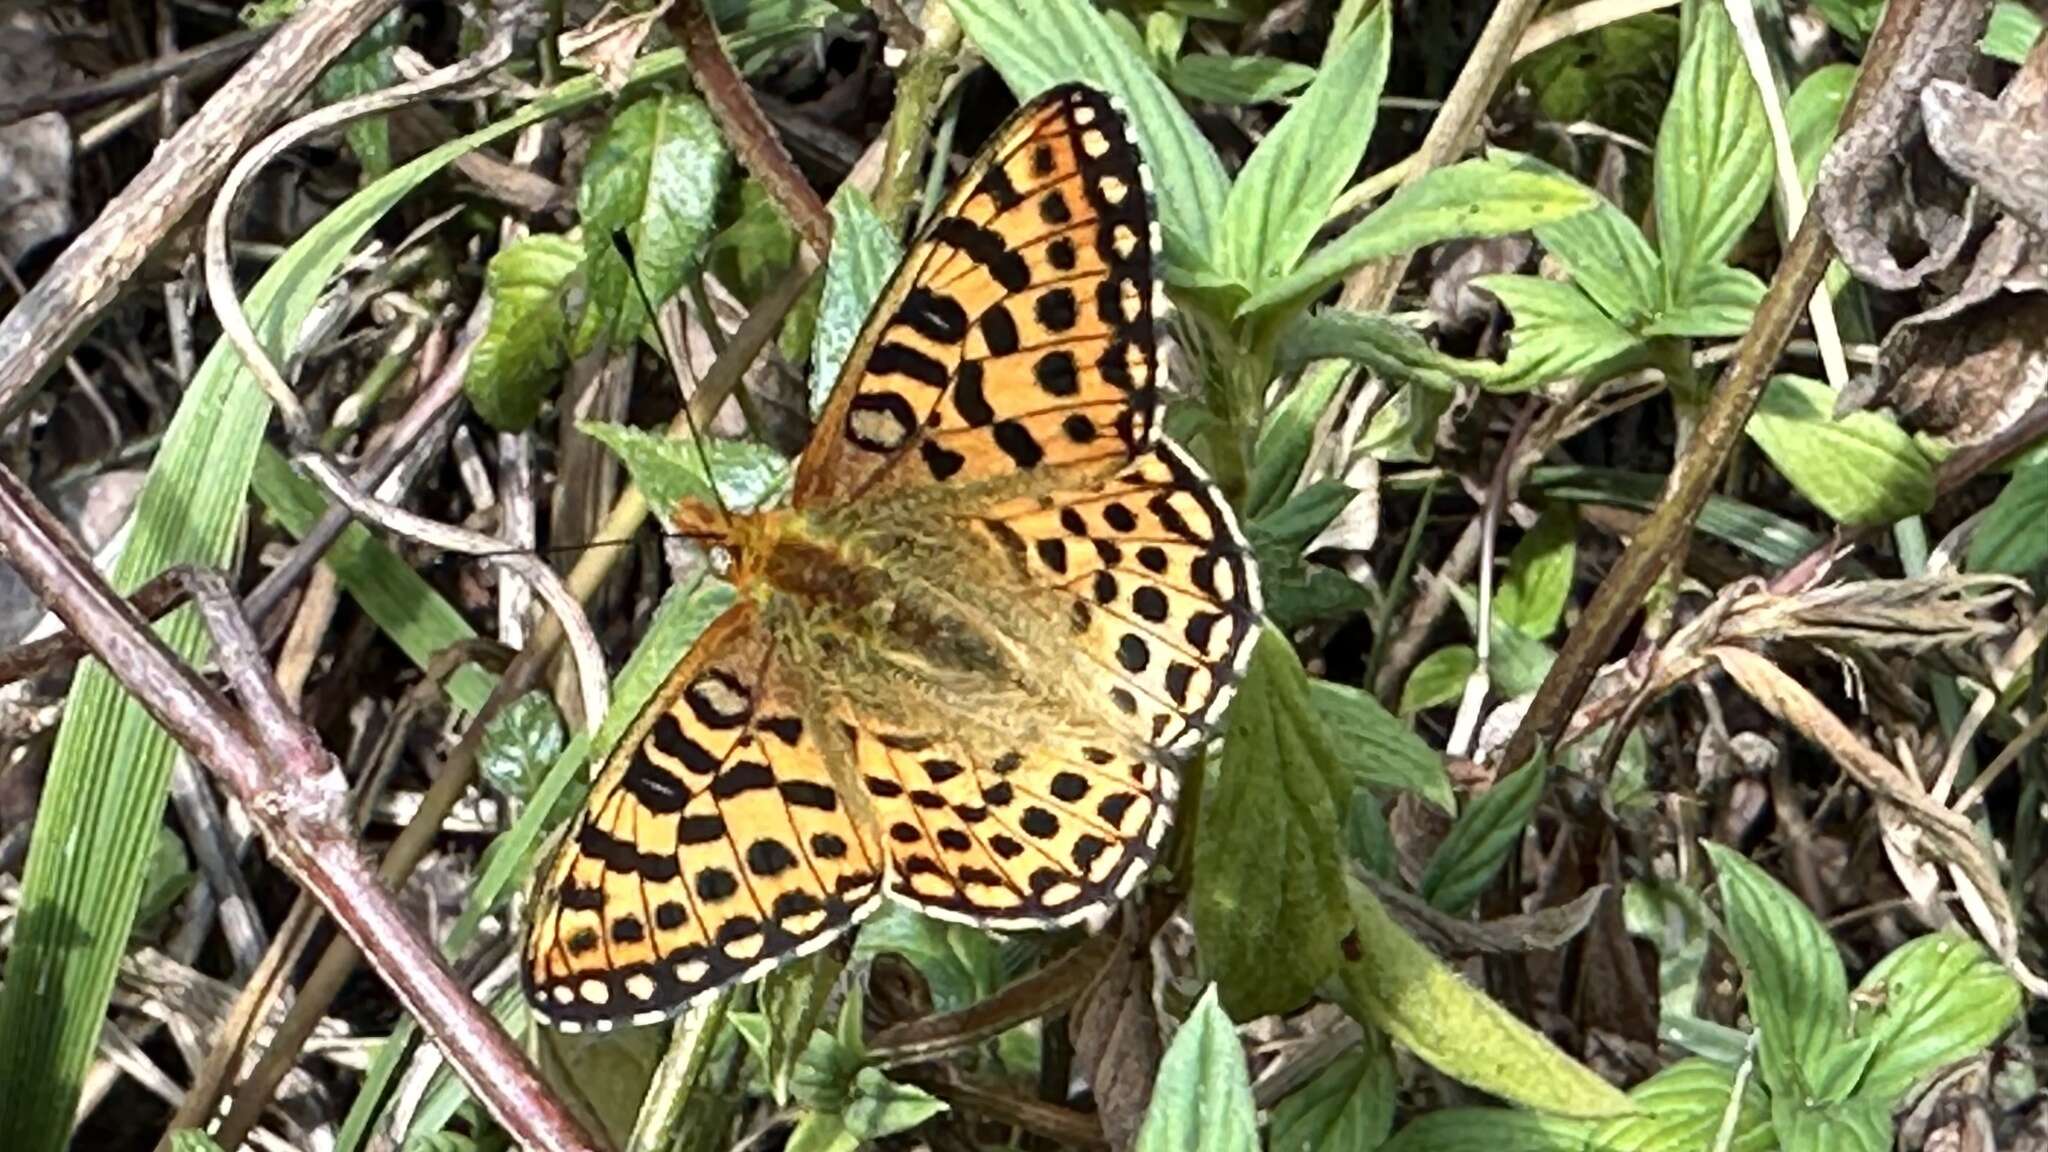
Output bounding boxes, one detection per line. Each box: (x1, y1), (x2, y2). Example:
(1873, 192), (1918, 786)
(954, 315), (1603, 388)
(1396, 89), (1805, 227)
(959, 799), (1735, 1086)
(1703, 843), (1848, 1101)
(1495, 504), (1576, 639)
(851, 905), (1001, 1013)
(1968, 460), (2048, 574)
(1447, 583), (1556, 698)
(1378, 1110), (1589, 1152)
(1593, 1058), (1775, 1152)
(1248, 361), (1347, 516)
(1221, 1), (1389, 284)
(1399, 646), (1475, 716)
(1476, 274), (1645, 391)
(1984, 1), (2045, 63)
(1810, 0), (1883, 42)
(1745, 375), (1935, 526)
(1645, 263), (1767, 338)
(580, 419), (791, 517)
(1308, 679), (1454, 811)
(1132, 987), (1259, 1152)
(1787, 65), (1857, 193)
(1338, 878), (1633, 1118)
(1282, 309), (1504, 392)
(1242, 159), (1596, 319)
(1528, 465), (1823, 566)
(466, 232), (581, 430)
(315, 9), (404, 178)
(170, 1133), (229, 1152)
(1771, 1094), (1891, 1152)
(709, 179), (801, 302)
(810, 188), (900, 415)
(1852, 932), (2021, 1103)
(479, 691), (568, 802)
(1494, 149), (1663, 328)
(948, 0), (1230, 262)
(842, 1067), (948, 1140)
(1250, 480), (1355, 554)
(0, 49), (705, 1148)
(1170, 53), (1316, 105)
(1655, 6), (1772, 301)
(576, 91), (733, 349)
(1360, 380), (1452, 463)
(1419, 756), (1546, 915)
(1247, 483), (1373, 631)
(1267, 1035), (1395, 1152)
(1192, 630), (1352, 1019)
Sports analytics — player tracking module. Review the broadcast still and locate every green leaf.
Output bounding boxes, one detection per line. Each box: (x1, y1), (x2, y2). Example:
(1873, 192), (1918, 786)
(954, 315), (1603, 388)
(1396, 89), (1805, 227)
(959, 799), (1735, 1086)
(1220, 1), (1389, 284)
(1282, 310), (1502, 392)
(1399, 646), (1476, 716)
(1771, 1094), (1891, 1152)
(948, 0), (1230, 262)
(1267, 1035), (1394, 1152)
(1476, 274), (1646, 391)
(1655, 5), (1772, 301)
(850, 905), (1001, 1013)
(1250, 480), (1355, 554)
(576, 91), (733, 349)
(1529, 465), (1823, 567)
(1494, 149), (1663, 327)
(1984, 1), (2045, 64)
(1192, 630), (1352, 1019)
(1852, 932), (2021, 1104)
(842, 1067), (948, 1141)
(1337, 878), (1633, 1119)
(1378, 1110), (1589, 1152)
(709, 179), (801, 302)
(170, 1132), (229, 1152)
(1787, 64), (1857, 193)
(579, 420), (791, 517)
(810, 188), (900, 416)
(1132, 987), (1259, 1152)
(1248, 361), (1348, 516)
(1245, 159), (1597, 320)
(1645, 263), (1767, 338)
(1446, 584), (1556, 698)
(1744, 375), (1935, 526)
(479, 691), (568, 802)
(1360, 380), (1452, 463)
(1169, 53), (1316, 105)
(1703, 842), (1848, 1100)
(1419, 756), (1546, 915)
(1809, 0), (1883, 42)
(1592, 1058), (1775, 1152)
(1495, 504), (1576, 639)
(1969, 460), (2048, 574)
(315, 9), (403, 178)
(466, 232), (581, 430)
(1308, 679), (1454, 811)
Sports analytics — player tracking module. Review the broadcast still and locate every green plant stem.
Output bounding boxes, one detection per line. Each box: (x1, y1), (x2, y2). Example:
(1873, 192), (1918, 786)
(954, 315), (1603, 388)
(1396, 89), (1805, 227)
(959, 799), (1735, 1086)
(878, 5), (962, 228)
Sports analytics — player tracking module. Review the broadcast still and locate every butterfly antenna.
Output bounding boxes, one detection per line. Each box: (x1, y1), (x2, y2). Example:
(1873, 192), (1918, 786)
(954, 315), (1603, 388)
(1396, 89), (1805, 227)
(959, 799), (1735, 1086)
(611, 231), (733, 528)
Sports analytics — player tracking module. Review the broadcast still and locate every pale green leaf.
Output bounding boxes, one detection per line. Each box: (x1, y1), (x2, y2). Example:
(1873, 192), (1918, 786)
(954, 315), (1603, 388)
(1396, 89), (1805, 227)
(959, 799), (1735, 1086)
(1655, 6), (1773, 300)
(1494, 148), (1663, 327)
(1809, 0), (1883, 42)
(1399, 646), (1476, 716)
(1378, 1110), (1589, 1152)
(1645, 264), (1767, 338)
(1984, 1), (2045, 64)
(810, 188), (900, 416)
(842, 1067), (948, 1140)
(1852, 932), (2021, 1103)
(466, 233), (581, 430)
(1281, 310), (1505, 392)
(579, 420), (791, 518)
(1308, 679), (1454, 811)
(1703, 843), (1848, 1100)
(1744, 375), (1935, 526)
(1968, 460), (2048, 574)
(1133, 988), (1259, 1152)
(1477, 274), (1646, 391)
(1787, 64), (1857, 193)
(479, 691), (568, 802)
(1771, 1094), (1891, 1152)
(1495, 504), (1576, 639)
(1169, 53), (1315, 105)
(1267, 1036), (1394, 1152)
(1593, 1058), (1775, 1152)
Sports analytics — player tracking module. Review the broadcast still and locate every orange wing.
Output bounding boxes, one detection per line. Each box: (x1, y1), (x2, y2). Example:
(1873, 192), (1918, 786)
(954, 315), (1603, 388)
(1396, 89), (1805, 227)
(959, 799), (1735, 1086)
(794, 85), (1164, 507)
(523, 606), (884, 1032)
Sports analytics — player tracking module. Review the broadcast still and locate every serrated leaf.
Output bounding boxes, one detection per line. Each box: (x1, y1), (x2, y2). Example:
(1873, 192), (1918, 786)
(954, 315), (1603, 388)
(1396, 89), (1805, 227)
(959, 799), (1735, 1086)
(1338, 878), (1633, 1119)
(576, 91), (733, 349)
(1192, 630), (1352, 1018)
(1984, 2), (2045, 64)
(1248, 361), (1348, 516)
(1851, 932), (2021, 1104)
(948, 0), (1229, 264)
(1655, 6), (1772, 302)
(465, 233), (581, 430)
(1399, 646), (1475, 716)
(1132, 988), (1259, 1152)
(1242, 159), (1597, 320)
(851, 904), (1000, 1013)
(479, 690), (568, 801)
(1378, 1110), (1590, 1152)
(1645, 263), (1767, 337)
(1221, 1), (1389, 284)
(810, 188), (900, 416)
(1968, 460), (2048, 574)
(842, 1067), (948, 1141)
(1745, 375), (1935, 527)
(1494, 149), (1663, 327)
(1476, 274), (1646, 391)
(1169, 53), (1315, 105)
(1703, 843), (1849, 1101)
(1267, 1035), (1394, 1152)
(1308, 679), (1454, 811)
(1419, 755), (1546, 915)
(1495, 504), (1577, 639)
(579, 420), (791, 518)
(1591, 1058), (1775, 1152)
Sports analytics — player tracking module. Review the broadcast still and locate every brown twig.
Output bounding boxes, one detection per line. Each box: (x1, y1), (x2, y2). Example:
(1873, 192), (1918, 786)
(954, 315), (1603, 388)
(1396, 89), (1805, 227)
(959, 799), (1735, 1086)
(663, 0), (833, 256)
(0, 467), (602, 1152)
(0, 25), (272, 124)
(869, 935), (1118, 1068)
(1494, 0), (1934, 775)
(0, 0), (403, 425)
(0, 567), (194, 689)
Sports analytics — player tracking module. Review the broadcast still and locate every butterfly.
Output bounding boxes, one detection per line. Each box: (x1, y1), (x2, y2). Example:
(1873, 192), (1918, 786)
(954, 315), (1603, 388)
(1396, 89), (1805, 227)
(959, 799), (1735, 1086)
(523, 83), (1262, 1031)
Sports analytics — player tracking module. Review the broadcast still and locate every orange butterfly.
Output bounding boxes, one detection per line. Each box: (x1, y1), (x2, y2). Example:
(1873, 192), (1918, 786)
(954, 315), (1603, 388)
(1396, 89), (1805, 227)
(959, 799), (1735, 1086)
(523, 84), (1261, 1031)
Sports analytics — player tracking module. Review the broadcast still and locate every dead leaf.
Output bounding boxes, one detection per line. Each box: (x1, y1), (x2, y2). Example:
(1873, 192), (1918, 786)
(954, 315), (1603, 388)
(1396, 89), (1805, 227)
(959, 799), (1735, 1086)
(1070, 910), (1163, 1152)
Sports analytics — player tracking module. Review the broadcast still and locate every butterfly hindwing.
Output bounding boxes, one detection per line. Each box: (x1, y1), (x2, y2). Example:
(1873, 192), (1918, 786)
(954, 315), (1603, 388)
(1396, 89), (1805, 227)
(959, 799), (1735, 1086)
(796, 84), (1164, 505)
(523, 605), (884, 1032)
